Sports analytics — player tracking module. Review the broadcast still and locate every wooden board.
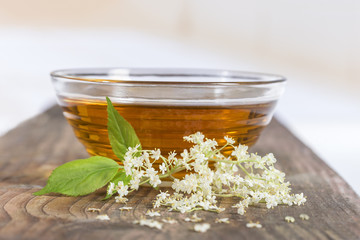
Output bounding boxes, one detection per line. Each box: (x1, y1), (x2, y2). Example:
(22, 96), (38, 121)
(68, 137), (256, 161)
(0, 105), (359, 240)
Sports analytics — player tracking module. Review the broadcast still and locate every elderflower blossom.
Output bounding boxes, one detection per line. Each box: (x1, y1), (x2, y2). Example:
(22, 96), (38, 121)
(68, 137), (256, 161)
(215, 218), (230, 224)
(115, 196), (128, 203)
(107, 182), (115, 195)
(119, 206), (132, 211)
(146, 210), (161, 217)
(246, 222), (262, 228)
(285, 216), (295, 223)
(116, 181), (129, 197)
(162, 218), (178, 224)
(133, 219), (162, 230)
(300, 213), (310, 220)
(96, 214), (110, 221)
(224, 136), (235, 145)
(159, 163), (167, 174)
(184, 213), (203, 223)
(194, 223), (210, 233)
(109, 132), (306, 216)
(87, 208), (101, 213)
(151, 149), (161, 160)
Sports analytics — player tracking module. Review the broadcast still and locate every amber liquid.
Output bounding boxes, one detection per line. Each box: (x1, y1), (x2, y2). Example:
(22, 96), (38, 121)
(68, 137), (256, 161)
(60, 98), (276, 177)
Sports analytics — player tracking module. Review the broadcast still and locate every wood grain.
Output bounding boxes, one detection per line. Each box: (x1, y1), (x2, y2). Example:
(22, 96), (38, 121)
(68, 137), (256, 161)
(0, 105), (359, 240)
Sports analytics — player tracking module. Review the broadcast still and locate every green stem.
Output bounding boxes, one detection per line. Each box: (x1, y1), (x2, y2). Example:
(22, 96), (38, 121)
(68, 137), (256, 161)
(237, 163), (253, 179)
(214, 193), (244, 198)
(159, 166), (186, 179)
(139, 178), (150, 185)
(187, 207), (203, 212)
(206, 158), (234, 164)
(213, 143), (230, 154)
(160, 155), (169, 168)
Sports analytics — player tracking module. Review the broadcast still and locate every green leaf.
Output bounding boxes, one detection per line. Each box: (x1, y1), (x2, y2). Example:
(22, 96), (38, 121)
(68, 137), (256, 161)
(106, 97), (141, 161)
(34, 156), (120, 196)
(103, 170), (132, 200)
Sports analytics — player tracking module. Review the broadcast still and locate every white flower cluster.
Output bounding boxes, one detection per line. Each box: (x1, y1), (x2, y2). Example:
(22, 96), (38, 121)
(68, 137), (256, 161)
(110, 132), (306, 215)
(124, 146), (162, 189)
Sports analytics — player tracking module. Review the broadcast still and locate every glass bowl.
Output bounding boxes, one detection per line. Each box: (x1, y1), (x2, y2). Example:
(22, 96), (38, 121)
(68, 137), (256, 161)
(51, 68), (286, 167)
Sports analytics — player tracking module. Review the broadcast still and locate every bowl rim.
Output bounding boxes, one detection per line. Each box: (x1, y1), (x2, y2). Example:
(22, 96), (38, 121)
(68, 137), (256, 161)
(50, 68), (286, 85)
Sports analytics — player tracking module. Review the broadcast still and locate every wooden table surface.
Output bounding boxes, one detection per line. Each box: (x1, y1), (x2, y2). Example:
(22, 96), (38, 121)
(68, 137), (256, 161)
(0, 106), (359, 240)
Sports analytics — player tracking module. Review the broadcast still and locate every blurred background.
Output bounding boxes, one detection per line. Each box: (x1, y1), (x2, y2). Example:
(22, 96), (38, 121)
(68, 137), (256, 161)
(0, 0), (359, 194)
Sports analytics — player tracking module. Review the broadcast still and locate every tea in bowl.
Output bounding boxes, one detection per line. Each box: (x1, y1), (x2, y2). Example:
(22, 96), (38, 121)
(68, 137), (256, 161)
(51, 68), (286, 177)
